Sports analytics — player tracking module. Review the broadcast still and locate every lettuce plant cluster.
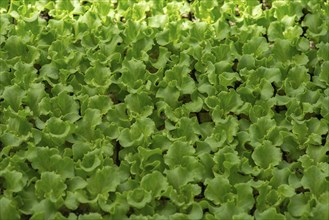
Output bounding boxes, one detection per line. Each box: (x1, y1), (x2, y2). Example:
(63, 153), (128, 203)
(0, 0), (328, 219)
